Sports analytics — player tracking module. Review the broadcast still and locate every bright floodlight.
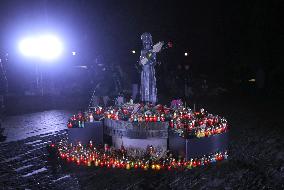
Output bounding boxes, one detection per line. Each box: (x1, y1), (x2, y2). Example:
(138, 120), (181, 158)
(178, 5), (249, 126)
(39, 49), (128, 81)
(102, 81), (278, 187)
(132, 50), (136, 54)
(19, 34), (63, 61)
(184, 52), (188, 56)
(72, 51), (76, 56)
(19, 38), (38, 57)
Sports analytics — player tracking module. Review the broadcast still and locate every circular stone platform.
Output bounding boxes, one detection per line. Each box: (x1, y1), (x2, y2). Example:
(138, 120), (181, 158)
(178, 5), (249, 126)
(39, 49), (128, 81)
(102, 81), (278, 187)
(104, 119), (168, 151)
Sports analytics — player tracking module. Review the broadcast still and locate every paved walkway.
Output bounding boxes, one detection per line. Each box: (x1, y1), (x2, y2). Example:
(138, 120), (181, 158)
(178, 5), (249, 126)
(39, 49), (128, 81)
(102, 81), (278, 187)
(0, 101), (283, 189)
(0, 110), (80, 189)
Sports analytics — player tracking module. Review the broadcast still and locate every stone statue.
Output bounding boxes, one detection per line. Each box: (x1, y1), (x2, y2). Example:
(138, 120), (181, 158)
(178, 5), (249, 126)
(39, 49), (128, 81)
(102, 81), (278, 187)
(139, 32), (163, 105)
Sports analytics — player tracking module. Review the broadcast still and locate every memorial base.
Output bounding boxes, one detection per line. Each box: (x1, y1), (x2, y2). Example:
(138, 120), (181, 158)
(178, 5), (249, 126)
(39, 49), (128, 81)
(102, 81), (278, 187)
(68, 121), (103, 145)
(104, 119), (168, 151)
(169, 130), (228, 160)
(111, 136), (167, 151)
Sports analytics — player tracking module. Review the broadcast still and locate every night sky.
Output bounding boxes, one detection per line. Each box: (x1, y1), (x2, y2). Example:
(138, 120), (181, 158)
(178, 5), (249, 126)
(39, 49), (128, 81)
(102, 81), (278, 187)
(0, 0), (283, 95)
(0, 0), (239, 64)
(1, 2), (284, 189)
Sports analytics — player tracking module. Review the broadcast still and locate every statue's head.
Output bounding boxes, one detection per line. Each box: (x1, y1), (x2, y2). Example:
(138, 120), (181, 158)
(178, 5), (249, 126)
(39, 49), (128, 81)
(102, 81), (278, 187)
(141, 32), (152, 50)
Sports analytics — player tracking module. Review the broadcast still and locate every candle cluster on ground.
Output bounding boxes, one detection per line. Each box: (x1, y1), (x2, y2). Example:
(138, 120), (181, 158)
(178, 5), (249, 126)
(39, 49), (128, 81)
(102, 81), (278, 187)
(67, 106), (104, 128)
(169, 108), (228, 138)
(53, 140), (228, 170)
(57, 100), (229, 171)
(104, 103), (170, 122)
(66, 101), (228, 139)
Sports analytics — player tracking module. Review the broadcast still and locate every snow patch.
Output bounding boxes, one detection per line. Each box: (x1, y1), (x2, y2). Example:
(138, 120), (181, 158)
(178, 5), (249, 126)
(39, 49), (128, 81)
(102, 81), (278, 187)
(22, 167), (47, 177)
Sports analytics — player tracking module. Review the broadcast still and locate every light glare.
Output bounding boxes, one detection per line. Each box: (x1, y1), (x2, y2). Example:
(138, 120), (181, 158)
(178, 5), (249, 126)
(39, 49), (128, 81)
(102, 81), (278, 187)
(19, 34), (63, 61)
(19, 38), (38, 57)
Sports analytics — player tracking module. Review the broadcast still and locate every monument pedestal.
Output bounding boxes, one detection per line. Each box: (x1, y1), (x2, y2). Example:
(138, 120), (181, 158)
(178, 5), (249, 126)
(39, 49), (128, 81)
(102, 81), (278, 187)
(169, 129), (228, 160)
(104, 119), (168, 151)
(68, 121), (103, 145)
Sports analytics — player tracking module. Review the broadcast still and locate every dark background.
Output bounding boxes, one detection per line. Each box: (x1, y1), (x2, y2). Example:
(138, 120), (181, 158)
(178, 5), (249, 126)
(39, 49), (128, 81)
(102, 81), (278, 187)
(0, 1), (284, 189)
(0, 0), (283, 110)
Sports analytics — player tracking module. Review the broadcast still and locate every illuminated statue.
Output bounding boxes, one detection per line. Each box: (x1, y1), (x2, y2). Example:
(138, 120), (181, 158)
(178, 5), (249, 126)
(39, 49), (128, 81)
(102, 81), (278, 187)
(139, 32), (163, 105)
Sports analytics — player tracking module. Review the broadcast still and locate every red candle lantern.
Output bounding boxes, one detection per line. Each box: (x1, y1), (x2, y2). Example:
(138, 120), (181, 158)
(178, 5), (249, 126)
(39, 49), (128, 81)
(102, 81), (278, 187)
(96, 109), (100, 115)
(145, 116), (149, 122)
(153, 115), (157, 122)
(67, 122), (72, 128)
(170, 120), (174, 128)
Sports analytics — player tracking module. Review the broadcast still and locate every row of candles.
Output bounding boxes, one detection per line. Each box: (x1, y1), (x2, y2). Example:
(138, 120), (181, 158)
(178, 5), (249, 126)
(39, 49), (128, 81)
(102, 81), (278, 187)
(67, 112), (168, 128)
(105, 112), (166, 122)
(67, 106), (228, 138)
(104, 107), (229, 138)
(169, 108), (228, 138)
(54, 140), (228, 170)
(67, 107), (104, 128)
